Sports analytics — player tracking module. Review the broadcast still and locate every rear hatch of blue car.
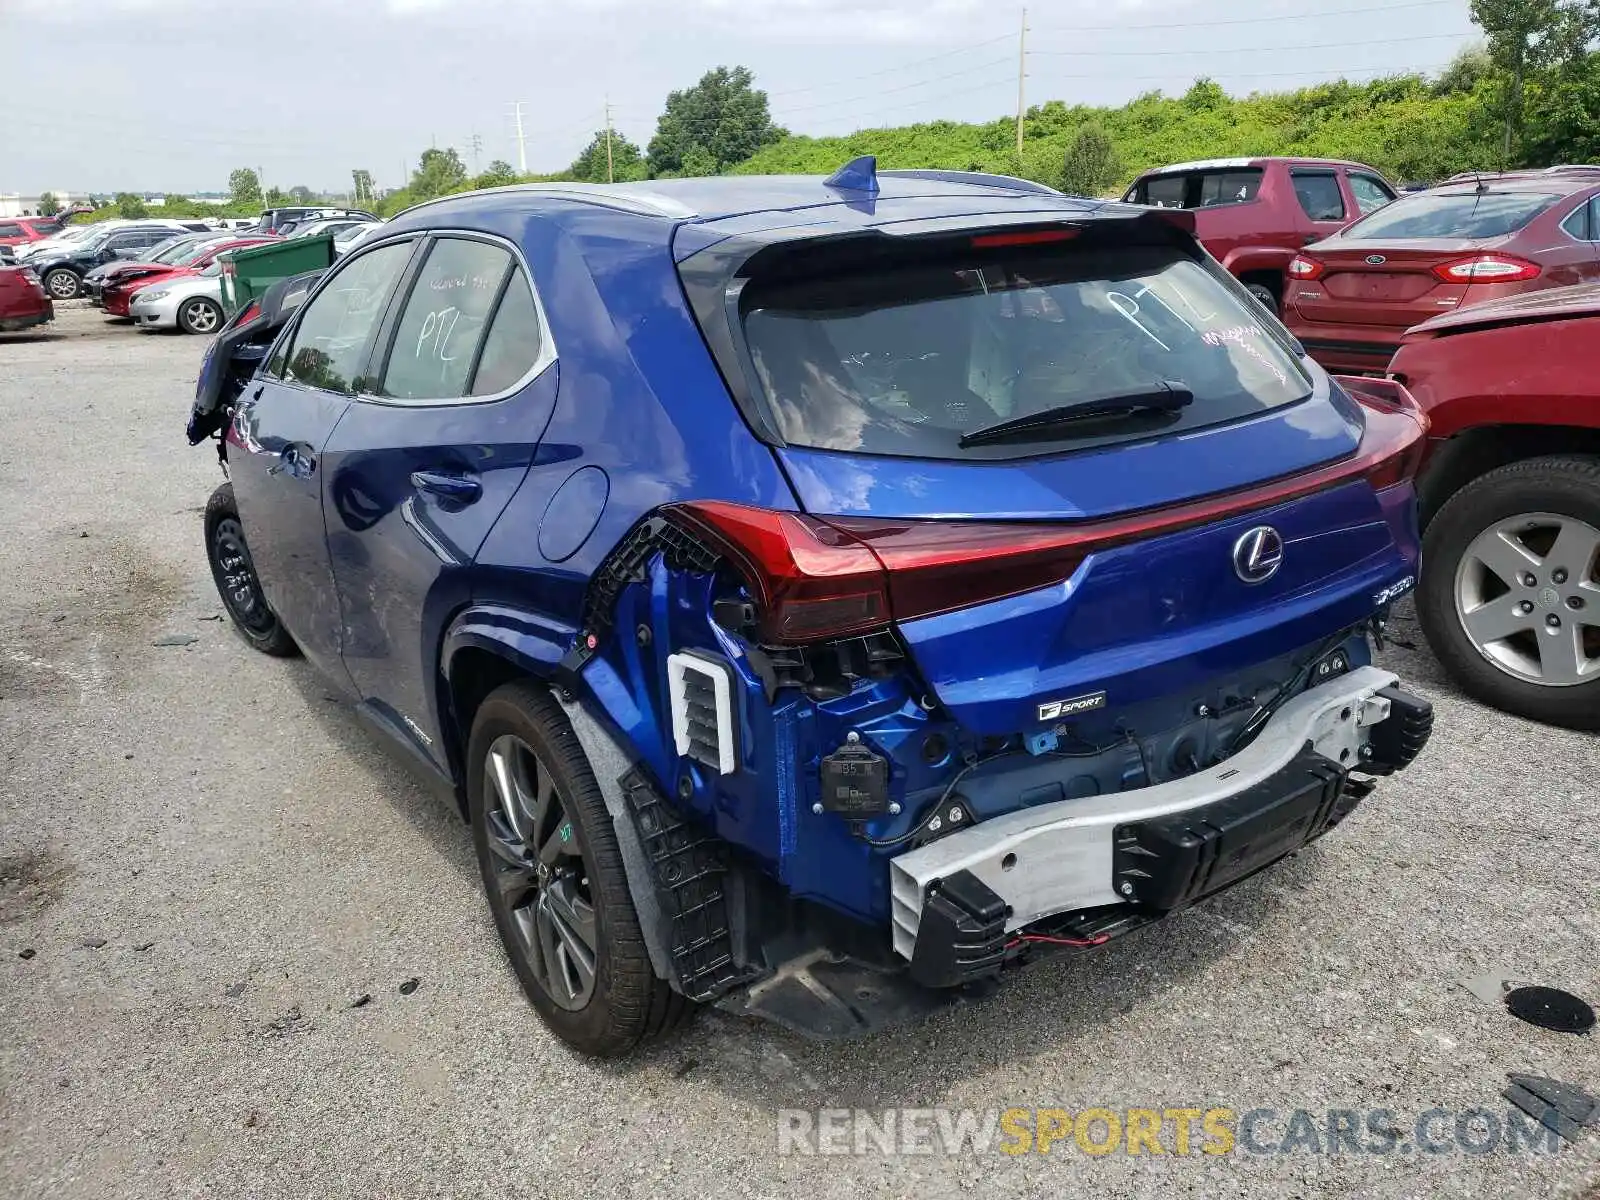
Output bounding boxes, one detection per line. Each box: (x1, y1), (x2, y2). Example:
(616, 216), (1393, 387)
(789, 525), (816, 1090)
(672, 209), (1425, 742)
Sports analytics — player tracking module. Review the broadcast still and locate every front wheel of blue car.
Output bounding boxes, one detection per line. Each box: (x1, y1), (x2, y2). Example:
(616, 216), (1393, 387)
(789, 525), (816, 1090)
(467, 682), (692, 1056)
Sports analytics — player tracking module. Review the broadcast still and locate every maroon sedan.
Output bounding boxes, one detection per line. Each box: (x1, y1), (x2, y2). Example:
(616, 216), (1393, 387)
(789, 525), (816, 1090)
(1287, 168), (1600, 373)
(1388, 283), (1600, 729)
(0, 264), (53, 332)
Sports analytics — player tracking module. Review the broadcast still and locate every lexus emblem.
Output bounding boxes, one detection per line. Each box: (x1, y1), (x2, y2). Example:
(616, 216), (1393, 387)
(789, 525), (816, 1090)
(1365, 254), (1387, 265)
(1233, 526), (1285, 584)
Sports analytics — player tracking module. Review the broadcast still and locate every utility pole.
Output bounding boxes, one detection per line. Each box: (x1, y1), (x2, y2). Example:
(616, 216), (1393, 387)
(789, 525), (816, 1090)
(604, 99), (615, 184)
(511, 102), (528, 174)
(468, 132), (483, 174)
(1015, 7), (1027, 163)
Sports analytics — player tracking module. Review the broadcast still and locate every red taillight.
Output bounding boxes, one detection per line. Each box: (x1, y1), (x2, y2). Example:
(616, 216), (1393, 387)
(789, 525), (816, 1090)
(664, 398), (1428, 643)
(1431, 254), (1541, 283)
(1287, 255), (1325, 281)
(663, 503), (889, 643)
(970, 228), (1079, 249)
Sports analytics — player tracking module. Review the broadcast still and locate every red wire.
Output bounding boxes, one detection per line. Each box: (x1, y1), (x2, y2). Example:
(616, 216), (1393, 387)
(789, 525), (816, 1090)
(1008, 933), (1111, 949)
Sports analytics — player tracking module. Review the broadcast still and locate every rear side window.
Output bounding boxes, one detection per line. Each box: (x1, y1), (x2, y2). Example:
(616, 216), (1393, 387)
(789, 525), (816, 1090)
(1345, 191), (1562, 240)
(272, 240), (414, 393)
(1560, 197), (1599, 240)
(1197, 170), (1263, 207)
(0, 224), (23, 238)
(1348, 173), (1395, 215)
(1292, 172), (1346, 221)
(378, 237), (513, 400)
(470, 270), (545, 396)
(1134, 175), (1189, 208)
(741, 242), (1310, 461)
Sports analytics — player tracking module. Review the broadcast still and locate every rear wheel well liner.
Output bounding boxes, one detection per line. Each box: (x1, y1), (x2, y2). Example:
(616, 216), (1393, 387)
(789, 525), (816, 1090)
(439, 640), (557, 816)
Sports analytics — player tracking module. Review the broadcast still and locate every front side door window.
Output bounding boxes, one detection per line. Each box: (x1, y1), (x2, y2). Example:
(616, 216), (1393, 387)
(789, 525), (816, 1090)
(1347, 173), (1396, 216)
(270, 240), (415, 394)
(1291, 171), (1347, 224)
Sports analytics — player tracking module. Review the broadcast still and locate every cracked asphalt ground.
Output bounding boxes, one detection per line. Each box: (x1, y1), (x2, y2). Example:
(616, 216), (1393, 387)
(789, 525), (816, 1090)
(2, 303), (1598, 1200)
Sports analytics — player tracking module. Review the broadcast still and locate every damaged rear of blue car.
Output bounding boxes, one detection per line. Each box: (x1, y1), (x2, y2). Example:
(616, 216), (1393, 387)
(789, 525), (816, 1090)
(195, 161), (1433, 1056)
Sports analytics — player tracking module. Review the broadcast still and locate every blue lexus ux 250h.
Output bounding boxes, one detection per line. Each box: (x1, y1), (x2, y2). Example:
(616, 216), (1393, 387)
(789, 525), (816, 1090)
(189, 159), (1433, 1056)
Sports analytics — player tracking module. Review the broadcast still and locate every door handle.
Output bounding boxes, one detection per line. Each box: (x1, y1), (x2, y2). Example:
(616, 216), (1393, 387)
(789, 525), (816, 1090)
(269, 443), (316, 478)
(410, 470), (482, 504)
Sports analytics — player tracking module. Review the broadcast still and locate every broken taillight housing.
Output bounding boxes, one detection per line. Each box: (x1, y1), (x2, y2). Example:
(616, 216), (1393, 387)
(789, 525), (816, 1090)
(664, 394), (1427, 645)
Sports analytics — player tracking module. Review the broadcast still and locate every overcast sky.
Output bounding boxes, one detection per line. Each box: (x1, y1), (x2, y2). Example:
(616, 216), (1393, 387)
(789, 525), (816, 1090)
(3, 0), (1480, 196)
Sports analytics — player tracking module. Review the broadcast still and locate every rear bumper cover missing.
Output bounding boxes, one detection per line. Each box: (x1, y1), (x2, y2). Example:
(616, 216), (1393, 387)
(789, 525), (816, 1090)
(890, 666), (1429, 980)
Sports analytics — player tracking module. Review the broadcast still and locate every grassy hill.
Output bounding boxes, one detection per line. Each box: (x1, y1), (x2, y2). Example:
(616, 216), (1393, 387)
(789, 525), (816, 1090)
(735, 73), (1503, 190)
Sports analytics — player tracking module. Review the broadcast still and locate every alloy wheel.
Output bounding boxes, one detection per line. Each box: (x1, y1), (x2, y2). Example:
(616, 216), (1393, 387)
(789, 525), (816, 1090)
(183, 300), (220, 333)
(482, 734), (598, 1011)
(1453, 512), (1600, 686)
(46, 271), (78, 299)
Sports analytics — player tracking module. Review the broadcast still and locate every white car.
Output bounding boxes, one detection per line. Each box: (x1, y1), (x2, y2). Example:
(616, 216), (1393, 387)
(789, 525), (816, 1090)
(129, 269), (225, 335)
(332, 221), (383, 255)
(15, 218), (196, 262)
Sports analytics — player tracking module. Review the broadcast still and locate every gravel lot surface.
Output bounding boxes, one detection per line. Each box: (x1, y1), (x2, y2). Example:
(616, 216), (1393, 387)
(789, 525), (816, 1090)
(2, 304), (1598, 1199)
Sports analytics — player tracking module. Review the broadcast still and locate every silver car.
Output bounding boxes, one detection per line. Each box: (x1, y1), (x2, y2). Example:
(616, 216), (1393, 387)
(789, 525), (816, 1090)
(128, 268), (225, 335)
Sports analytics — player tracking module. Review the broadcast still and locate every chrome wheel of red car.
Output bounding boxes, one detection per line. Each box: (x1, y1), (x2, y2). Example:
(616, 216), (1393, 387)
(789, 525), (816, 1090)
(1453, 511), (1600, 687)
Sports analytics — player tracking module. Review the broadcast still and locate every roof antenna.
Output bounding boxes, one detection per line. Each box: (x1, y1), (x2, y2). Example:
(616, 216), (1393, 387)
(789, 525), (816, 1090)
(825, 155), (880, 196)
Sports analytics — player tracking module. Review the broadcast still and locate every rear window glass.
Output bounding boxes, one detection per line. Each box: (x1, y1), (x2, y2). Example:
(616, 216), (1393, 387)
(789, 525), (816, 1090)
(1344, 191), (1562, 240)
(741, 243), (1310, 461)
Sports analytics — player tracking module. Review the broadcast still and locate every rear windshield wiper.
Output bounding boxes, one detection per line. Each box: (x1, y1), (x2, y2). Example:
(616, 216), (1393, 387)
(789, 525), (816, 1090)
(958, 381), (1194, 448)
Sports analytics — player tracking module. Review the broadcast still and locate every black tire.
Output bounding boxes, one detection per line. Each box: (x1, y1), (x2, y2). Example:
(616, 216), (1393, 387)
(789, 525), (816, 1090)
(43, 268), (80, 300)
(467, 681), (691, 1056)
(177, 296), (223, 336)
(1418, 455), (1600, 730)
(203, 483), (298, 657)
(1245, 282), (1280, 316)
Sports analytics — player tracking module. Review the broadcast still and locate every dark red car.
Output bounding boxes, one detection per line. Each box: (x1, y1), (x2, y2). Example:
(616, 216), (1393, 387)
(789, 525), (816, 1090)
(102, 237), (274, 317)
(1123, 156), (1398, 313)
(1387, 283), (1600, 729)
(0, 264), (54, 331)
(1287, 169), (1600, 373)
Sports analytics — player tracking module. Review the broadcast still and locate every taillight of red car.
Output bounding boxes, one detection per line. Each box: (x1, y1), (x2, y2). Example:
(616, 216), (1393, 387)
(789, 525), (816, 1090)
(1286, 254), (1326, 282)
(662, 393), (1428, 644)
(1430, 253), (1541, 283)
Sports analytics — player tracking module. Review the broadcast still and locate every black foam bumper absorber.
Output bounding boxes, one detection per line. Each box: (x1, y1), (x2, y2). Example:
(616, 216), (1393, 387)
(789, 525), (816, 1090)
(1361, 685), (1433, 775)
(908, 869), (1009, 989)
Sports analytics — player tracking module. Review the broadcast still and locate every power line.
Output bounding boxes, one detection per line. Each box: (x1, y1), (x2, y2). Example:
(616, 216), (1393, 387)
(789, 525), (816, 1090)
(772, 56), (1014, 116)
(763, 32), (1017, 97)
(1031, 31), (1473, 57)
(1030, 0), (1464, 33)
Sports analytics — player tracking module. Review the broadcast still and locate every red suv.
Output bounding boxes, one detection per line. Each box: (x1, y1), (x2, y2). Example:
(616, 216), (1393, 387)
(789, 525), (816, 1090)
(1388, 282), (1600, 729)
(0, 216), (63, 258)
(1286, 168), (1600, 373)
(1123, 156), (1398, 313)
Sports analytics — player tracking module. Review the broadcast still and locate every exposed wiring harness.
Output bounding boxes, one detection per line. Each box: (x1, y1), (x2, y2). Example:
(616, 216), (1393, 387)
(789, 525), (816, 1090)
(1226, 627), (1356, 756)
(851, 728), (1147, 849)
(1007, 933), (1111, 950)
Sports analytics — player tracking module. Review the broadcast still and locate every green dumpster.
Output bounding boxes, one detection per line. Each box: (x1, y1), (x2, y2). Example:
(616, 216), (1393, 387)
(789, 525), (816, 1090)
(219, 235), (337, 314)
